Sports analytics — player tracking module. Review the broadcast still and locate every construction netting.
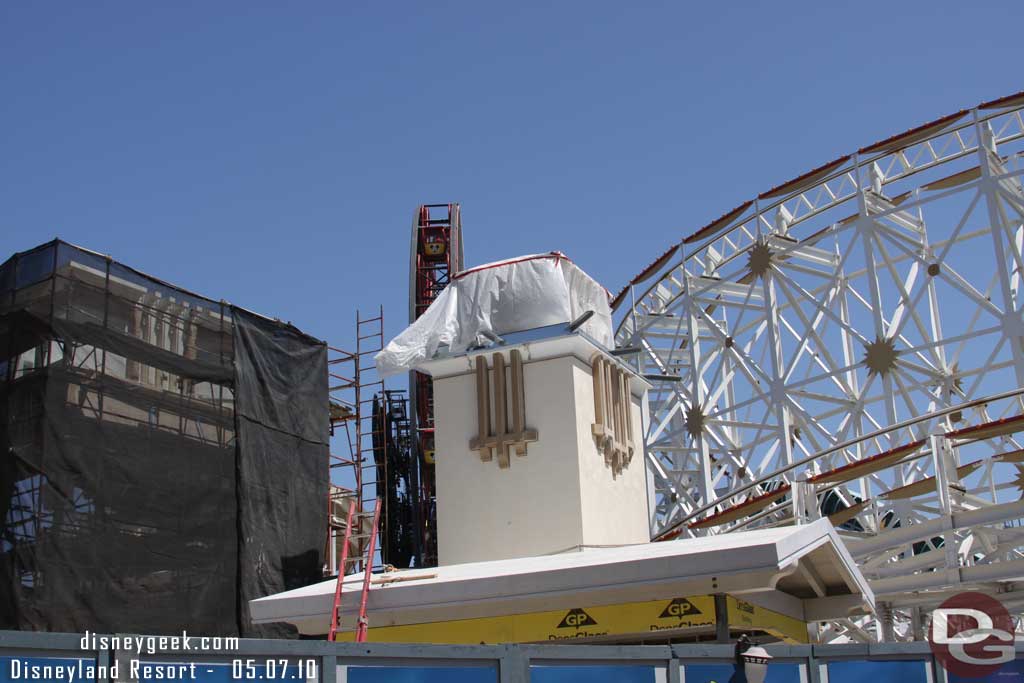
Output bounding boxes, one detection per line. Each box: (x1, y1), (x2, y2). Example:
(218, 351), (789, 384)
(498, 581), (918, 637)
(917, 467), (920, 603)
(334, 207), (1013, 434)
(0, 240), (328, 637)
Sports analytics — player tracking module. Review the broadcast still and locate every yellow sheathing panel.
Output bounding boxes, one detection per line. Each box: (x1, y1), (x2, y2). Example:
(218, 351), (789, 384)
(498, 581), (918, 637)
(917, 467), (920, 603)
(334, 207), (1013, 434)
(334, 594), (716, 643)
(334, 593), (809, 644)
(728, 596), (808, 644)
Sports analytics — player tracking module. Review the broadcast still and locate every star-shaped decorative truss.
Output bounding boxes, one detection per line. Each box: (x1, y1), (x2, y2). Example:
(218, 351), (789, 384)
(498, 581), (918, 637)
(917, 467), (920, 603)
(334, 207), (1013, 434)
(614, 94), (1024, 641)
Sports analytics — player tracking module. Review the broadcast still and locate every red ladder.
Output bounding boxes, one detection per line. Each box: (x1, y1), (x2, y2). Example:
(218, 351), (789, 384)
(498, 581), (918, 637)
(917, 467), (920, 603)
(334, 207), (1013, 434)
(327, 498), (382, 642)
(355, 501), (382, 642)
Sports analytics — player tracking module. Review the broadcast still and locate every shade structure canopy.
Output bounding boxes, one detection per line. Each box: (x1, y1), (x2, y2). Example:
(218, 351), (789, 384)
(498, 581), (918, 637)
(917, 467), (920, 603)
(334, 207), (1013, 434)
(251, 519), (872, 642)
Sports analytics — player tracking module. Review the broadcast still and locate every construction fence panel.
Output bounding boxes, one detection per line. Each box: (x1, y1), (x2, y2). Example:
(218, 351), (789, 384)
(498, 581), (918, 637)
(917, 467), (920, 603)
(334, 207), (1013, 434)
(4, 634), (1023, 683)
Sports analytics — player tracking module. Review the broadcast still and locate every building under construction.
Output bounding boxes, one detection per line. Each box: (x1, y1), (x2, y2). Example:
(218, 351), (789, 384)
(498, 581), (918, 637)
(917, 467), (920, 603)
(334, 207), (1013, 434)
(0, 239), (328, 637)
(6, 92), (1024, 656)
(260, 93), (1024, 649)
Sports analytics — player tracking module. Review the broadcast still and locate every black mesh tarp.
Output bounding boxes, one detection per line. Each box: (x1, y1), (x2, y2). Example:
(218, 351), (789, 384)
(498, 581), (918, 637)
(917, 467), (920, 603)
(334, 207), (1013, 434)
(0, 240), (328, 636)
(233, 308), (328, 638)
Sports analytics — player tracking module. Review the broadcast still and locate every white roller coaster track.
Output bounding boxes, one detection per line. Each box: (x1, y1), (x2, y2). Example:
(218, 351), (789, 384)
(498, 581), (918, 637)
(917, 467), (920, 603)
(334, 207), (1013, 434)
(613, 92), (1024, 642)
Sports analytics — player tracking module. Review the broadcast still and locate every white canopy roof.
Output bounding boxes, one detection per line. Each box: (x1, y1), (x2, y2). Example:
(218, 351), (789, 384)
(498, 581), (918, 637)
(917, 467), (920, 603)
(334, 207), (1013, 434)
(251, 519), (872, 637)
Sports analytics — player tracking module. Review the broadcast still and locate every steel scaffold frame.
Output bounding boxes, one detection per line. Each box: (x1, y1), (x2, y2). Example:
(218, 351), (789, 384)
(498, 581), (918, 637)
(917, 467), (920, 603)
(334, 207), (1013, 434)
(326, 307), (386, 577)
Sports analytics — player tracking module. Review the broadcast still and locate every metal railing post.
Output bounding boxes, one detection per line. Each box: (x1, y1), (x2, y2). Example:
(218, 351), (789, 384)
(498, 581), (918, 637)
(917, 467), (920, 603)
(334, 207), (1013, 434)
(498, 645), (529, 683)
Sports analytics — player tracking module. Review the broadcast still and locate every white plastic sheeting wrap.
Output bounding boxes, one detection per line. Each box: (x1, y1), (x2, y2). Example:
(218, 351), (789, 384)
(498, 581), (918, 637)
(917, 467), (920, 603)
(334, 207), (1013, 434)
(376, 252), (613, 377)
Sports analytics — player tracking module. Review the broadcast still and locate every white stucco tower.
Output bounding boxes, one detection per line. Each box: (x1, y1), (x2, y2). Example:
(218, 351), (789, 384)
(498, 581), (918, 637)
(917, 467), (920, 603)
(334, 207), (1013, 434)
(418, 330), (651, 565)
(375, 252), (651, 566)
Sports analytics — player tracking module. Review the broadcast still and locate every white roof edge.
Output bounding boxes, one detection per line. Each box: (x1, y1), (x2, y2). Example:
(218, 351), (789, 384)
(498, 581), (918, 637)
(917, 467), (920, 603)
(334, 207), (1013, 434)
(775, 519), (875, 612)
(250, 522), (873, 629)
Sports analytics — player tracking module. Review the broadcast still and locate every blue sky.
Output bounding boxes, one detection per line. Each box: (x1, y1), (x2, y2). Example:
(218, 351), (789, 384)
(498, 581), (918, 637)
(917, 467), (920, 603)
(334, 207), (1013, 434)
(3, 0), (1022, 354)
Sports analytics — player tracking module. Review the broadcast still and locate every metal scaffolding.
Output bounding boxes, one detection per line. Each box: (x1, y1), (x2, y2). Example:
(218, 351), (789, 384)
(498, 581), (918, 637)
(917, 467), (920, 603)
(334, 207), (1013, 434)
(326, 307), (385, 577)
